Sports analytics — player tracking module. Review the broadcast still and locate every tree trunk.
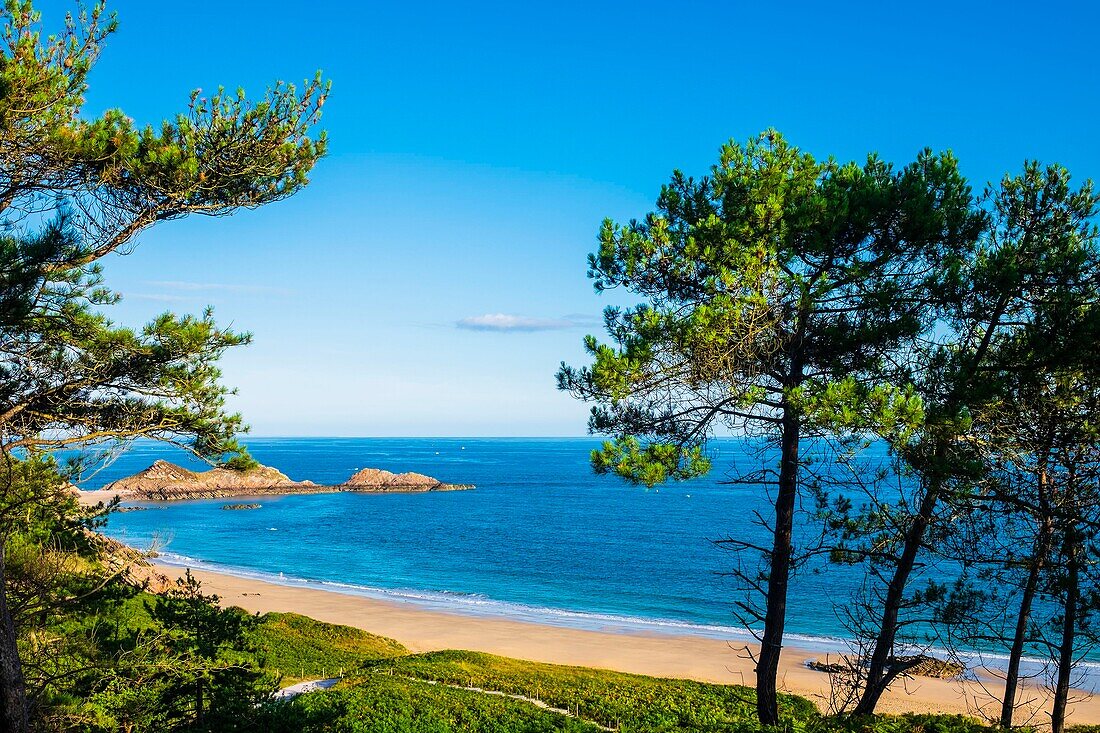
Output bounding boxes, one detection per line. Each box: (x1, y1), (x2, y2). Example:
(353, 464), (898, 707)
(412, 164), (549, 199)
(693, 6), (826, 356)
(1000, 527), (1049, 727)
(0, 544), (29, 733)
(196, 674), (205, 726)
(756, 407), (800, 726)
(1051, 526), (1079, 733)
(1001, 464), (1052, 728)
(854, 283), (1010, 716)
(854, 473), (940, 715)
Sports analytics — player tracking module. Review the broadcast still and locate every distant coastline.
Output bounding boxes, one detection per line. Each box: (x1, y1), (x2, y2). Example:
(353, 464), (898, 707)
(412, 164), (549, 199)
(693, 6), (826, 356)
(77, 458), (473, 505)
(78, 482), (473, 506)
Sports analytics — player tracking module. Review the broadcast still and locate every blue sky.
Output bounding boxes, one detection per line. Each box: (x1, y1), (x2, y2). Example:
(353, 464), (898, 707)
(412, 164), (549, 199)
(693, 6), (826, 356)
(41, 0), (1100, 436)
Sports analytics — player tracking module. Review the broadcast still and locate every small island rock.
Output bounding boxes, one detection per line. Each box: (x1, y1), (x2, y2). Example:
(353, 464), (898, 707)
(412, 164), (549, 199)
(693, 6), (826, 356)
(95, 460), (473, 502)
(343, 468), (458, 491)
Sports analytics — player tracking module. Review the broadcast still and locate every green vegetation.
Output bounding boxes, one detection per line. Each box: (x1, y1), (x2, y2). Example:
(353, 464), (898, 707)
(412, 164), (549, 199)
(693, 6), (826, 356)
(371, 650), (813, 731)
(558, 130), (1100, 730)
(247, 612), (406, 682)
(222, 456), (261, 473)
(0, 0), (327, 729)
(26, 568), (1024, 732)
(1, 1), (1097, 731)
(264, 675), (604, 733)
(557, 129), (980, 725)
(263, 648), (1013, 733)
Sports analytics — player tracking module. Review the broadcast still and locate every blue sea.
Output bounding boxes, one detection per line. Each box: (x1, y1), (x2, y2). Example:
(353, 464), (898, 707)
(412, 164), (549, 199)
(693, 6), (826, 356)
(90, 437), (1095, 682)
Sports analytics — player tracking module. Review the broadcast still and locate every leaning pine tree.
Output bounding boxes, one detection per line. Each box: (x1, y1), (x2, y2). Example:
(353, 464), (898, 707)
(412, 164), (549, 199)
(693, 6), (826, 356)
(970, 168), (1100, 730)
(0, 2), (328, 731)
(983, 165), (1098, 729)
(557, 130), (983, 725)
(846, 162), (1100, 717)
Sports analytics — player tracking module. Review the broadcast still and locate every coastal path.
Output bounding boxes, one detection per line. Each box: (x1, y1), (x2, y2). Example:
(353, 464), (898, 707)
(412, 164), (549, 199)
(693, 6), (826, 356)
(412, 677), (616, 731)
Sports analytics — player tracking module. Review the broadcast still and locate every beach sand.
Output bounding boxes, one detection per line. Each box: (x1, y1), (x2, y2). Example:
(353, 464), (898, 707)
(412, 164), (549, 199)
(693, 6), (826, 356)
(76, 488), (131, 506)
(151, 561), (1100, 726)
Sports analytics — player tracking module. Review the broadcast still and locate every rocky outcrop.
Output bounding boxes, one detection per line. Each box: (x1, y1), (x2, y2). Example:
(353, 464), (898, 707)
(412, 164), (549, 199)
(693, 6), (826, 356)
(343, 468), (463, 492)
(891, 655), (965, 679)
(806, 653), (964, 680)
(100, 460), (316, 501)
(97, 460), (472, 501)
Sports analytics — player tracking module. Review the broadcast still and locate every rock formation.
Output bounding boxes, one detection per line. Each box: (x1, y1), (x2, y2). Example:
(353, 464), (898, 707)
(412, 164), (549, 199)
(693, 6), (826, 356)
(95, 460), (472, 501)
(806, 653), (964, 680)
(343, 468), (454, 491)
(99, 459), (315, 501)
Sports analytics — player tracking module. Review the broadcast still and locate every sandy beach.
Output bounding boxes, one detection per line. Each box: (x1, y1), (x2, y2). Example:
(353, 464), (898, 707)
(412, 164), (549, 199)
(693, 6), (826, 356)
(78, 489), (131, 506)
(151, 561), (1100, 726)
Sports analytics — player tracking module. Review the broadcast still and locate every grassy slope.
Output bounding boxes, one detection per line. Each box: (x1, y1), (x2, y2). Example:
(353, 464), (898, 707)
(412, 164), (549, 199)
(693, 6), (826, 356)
(256, 624), (999, 733)
(247, 611), (406, 682)
(361, 651), (1000, 733)
(100, 591), (1011, 732)
(102, 591), (405, 682)
(373, 649), (808, 731)
(266, 675), (604, 733)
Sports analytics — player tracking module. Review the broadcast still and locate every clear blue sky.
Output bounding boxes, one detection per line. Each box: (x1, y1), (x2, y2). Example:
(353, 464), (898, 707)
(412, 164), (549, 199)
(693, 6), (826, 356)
(41, 0), (1100, 436)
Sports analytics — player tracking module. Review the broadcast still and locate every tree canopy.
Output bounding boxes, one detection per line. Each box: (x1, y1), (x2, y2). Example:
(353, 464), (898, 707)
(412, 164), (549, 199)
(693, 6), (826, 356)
(0, 2), (329, 729)
(0, 0), (328, 461)
(558, 129), (984, 724)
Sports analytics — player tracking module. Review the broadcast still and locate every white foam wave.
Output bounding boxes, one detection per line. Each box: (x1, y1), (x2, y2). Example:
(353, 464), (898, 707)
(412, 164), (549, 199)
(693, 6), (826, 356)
(151, 551), (1100, 689)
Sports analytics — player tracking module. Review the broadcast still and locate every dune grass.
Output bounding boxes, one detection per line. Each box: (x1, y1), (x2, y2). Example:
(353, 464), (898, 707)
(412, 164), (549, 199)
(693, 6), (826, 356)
(368, 649), (806, 731)
(335, 650), (992, 733)
(246, 616), (1008, 732)
(100, 591), (1015, 732)
(262, 673), (604, 732)
(248, 611), (407, 683)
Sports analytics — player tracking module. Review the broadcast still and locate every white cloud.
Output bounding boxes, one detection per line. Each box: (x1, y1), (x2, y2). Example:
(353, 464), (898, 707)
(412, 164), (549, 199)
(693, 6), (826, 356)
(456, 313), (593, 332)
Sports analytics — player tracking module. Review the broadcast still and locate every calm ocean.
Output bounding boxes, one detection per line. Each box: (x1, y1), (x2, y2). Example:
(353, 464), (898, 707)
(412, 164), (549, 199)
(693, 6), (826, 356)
(93, 437), (1096, 679)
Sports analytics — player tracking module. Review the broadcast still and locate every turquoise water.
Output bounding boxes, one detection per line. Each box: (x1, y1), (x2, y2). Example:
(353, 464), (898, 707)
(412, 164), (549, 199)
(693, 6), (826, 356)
(96, 437), (845, 644)
(92, 437), (1096, 682)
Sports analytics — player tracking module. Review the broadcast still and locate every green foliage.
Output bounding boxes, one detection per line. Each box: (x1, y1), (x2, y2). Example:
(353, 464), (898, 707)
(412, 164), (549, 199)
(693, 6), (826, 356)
(149, 571), (257, 660)
(35, 582), (405, 731)
(247, 612), (407, 682)
(55, 77), (328, 215)
(0, 453), (90, 547)
(787, 379), (924, 443)
(0, 0), (328, 463)
(559, 129), (982, 474)
(591, 436), (712, 487)
(32, 571), (1019, 733)
(0, 10), (329, 721)
(371, 650), (816, 732)
(807, 714), (1007, 733)
(558, 129), (983, 723)
(221, 453), (260, 472)
(0, 212), (254, 460)
(253, 649), (1001, 733)
(822, 158), (1100, 720)
(50, 578), (273, 732)
(260, 673), (603, 733)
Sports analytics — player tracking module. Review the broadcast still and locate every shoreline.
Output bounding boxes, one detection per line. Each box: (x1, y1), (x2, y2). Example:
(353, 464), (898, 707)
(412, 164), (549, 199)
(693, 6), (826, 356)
(149, 560), (1100, 725)
(141, 550), (1100, 685)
